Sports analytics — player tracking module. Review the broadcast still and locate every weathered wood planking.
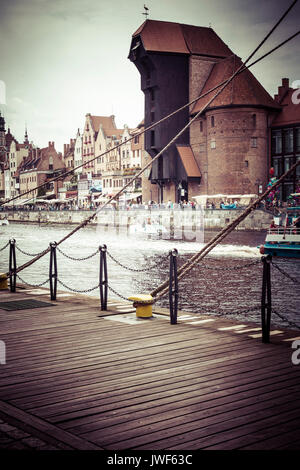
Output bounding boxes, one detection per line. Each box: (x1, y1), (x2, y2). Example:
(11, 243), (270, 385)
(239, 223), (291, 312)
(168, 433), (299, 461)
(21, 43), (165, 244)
(0, 287), (299, 450)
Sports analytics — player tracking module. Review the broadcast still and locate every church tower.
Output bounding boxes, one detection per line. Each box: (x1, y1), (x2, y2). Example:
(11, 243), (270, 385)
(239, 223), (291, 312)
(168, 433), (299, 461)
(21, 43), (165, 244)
(0, 111), (6, 165)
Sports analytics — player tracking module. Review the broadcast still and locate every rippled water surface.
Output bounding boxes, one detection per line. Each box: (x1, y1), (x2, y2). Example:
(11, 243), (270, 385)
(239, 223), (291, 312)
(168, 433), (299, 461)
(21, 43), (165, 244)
(1, 222), (299, 329)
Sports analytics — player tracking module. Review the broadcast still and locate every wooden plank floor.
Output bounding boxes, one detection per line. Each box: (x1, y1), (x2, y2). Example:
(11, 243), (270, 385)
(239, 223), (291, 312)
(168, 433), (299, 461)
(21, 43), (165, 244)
(0, 286), (299, 450)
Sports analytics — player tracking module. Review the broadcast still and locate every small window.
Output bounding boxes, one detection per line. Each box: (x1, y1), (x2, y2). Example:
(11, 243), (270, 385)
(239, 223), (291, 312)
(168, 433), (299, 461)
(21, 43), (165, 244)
(151, 130), (155, 147)
(211, 116), (215, 127)
(251, 137), (257, 148)
(210, 139), (216, 149)
(245, 160), (249, 168)
(151, 112), (155, 122)
(150, 88), (155, 102)
(252, 114), (256, 128)
(200, 121), (203, 132)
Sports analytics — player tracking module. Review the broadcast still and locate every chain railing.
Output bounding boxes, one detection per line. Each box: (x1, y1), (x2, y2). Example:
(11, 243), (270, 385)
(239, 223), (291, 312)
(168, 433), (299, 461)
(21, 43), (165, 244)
(176, 292), (261, 318)
(272, 261), (300, 285)
(15, 245), (47, 257)
(56, 246), (99, 261)
(272, 309), (300, 331)
(199, 259), (261, 271)
(0, 241), (10, 252)
(16, 274), (50, 288)
(2, 239), (299, 340)
(106, 250), (169, 273)
(107, 285), (131, 302)
(57, 278), (100, 294)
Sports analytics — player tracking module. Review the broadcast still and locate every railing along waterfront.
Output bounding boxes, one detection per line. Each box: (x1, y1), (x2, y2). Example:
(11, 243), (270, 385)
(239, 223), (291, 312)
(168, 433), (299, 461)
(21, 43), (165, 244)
(1, 238), (299, 343)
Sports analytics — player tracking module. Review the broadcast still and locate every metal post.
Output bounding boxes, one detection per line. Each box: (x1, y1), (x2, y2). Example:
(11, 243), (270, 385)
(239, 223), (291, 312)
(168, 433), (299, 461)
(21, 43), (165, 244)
(261, 255), (272, 343)
(49, 242), (57, 301)
(99, 244), (108, 310)
(169, 248), (179, 325)
(9, 239), (16, 292)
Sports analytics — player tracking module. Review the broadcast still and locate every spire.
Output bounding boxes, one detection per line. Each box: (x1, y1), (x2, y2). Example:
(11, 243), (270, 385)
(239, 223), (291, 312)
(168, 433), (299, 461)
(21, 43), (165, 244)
(24, 124), (29, 144)
(0, 111), (5, 132)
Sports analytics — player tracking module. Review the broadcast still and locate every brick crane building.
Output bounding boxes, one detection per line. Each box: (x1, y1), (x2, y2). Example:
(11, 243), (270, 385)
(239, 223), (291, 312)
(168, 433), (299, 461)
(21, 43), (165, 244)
(129, 19), (298, 203)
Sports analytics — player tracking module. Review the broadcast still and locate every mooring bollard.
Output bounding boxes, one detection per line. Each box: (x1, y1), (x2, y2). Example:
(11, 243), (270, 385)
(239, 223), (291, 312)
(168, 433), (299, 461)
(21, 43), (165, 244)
(49, 242), (57, 301)
(99, 244), (108, 311)
(0, 273), (8, 290)
(169, 248), (179, 324)
(9, 238), (16, 292)
(128, 294), (154, 319)
(261, 255), (272, 343)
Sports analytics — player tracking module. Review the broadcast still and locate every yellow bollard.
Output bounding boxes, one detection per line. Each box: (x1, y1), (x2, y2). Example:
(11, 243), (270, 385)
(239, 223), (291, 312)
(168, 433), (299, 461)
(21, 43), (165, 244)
(128, 294), (154, 319)
(0, 273), (8, 290)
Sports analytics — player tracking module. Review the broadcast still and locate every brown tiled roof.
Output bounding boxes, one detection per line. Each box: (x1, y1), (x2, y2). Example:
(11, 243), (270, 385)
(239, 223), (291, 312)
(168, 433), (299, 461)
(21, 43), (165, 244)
(271, 88), (300, 126)
(132, 20), (232, 58)
(90, 115), (116, 136)
(176, 144), (201, 178)
(192, 55), (280, 113)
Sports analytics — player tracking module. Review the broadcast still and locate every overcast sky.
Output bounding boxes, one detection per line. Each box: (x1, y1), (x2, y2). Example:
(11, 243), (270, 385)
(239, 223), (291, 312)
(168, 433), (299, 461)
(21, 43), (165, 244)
(0, 0), (299, 152)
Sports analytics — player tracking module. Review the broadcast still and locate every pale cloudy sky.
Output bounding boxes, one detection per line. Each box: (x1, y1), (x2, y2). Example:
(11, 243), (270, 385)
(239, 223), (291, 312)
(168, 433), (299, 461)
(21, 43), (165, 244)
(0, 0), (299, 152)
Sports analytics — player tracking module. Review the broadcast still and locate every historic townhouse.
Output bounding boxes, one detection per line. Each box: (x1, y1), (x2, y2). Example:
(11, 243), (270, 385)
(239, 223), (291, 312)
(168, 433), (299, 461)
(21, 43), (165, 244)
(8, 139), (31, 199)
(74, 128), (83, 176)
(270, 78), (300, 200)
(18, 142), (65, 199)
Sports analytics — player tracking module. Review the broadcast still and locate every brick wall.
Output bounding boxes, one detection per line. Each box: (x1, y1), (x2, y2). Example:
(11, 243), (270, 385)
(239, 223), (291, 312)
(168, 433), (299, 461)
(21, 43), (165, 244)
(191, 107), (269, 195)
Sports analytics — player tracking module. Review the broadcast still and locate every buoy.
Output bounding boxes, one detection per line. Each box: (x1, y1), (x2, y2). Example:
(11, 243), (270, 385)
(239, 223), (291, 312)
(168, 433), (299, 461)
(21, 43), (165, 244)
(128, 294), (154, 318)
(0, 273), (8, 290)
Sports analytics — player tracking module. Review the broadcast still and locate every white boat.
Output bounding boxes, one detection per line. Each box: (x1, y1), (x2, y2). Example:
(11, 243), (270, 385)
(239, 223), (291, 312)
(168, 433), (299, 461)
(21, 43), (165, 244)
(260, 207), (300, 258)
(0, 218), (9, 226)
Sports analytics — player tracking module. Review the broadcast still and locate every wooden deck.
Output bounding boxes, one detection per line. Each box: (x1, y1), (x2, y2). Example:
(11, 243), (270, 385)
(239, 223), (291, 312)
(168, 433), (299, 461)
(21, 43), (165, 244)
(0, 286), (299, 450)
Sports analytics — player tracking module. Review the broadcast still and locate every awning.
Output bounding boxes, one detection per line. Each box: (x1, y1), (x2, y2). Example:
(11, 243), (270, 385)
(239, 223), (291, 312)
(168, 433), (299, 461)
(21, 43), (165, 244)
(3, 198), (35, 206)
(118, 192), (142, 201)
(176, 145), (201, 178)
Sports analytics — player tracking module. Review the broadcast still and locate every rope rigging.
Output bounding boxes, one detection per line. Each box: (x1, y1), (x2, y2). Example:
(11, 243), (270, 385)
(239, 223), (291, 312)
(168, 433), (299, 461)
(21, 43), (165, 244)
(1, 29), (299, 209)
(2, 0), (299, 290)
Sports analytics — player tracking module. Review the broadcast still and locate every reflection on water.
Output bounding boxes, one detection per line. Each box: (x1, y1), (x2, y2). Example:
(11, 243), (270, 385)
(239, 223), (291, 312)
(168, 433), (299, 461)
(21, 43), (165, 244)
(0, 223), (299, 329)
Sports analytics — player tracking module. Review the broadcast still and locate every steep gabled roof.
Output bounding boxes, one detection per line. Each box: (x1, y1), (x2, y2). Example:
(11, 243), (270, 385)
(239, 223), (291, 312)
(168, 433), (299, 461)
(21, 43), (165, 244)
(272, 88), (300, 126)
(90, 115), (117, 137)
(132, 20), (232, 58)
(192, 55), (280, 113)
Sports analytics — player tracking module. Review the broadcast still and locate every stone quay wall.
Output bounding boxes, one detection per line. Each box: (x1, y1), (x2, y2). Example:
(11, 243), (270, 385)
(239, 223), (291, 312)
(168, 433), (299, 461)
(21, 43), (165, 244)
(2, 208), (273, 232)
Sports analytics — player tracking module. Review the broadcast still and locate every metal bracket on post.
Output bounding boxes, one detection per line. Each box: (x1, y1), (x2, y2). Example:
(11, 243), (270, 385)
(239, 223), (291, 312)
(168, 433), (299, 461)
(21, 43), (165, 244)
(9, 239), (16, 293)
(261, 255), (272, 343)
(169, 248), (179, 325)
(99, 244), (108, 311)
(49, 242), (57, 301)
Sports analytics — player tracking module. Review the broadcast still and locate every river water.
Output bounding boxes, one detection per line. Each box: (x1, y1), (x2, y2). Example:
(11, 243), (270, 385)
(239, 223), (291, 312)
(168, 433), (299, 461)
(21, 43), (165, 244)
(0, 222), (299, 329)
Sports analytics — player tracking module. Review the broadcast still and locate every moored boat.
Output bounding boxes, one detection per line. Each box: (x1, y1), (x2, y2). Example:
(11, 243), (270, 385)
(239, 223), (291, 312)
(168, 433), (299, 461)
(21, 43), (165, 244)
(260, 207), (300, 258)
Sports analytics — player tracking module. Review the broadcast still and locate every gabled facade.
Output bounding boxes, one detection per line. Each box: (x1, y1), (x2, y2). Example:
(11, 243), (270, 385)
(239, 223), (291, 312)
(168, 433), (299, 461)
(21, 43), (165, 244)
(82, 114), (117, 177)
(270, 78), (300, 200)
(18, 142), (65, 198)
